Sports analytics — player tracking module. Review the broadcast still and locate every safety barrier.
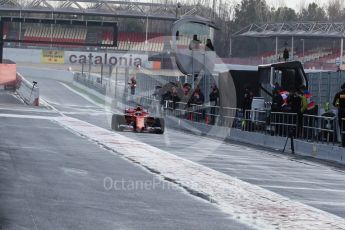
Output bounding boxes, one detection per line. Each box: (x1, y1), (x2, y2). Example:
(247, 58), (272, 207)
(16, 72), (39, 106)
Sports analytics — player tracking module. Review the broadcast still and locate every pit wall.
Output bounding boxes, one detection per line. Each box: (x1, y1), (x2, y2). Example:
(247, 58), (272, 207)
(71, 78), (345, 166)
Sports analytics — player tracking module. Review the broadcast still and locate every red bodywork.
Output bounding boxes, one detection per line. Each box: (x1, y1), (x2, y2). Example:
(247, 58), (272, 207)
(112, 106), (164, 134)
(124, 107), (151, 131)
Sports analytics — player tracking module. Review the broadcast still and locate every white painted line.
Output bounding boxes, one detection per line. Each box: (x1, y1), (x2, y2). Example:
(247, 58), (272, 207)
(59, 82), (105, 109)
(0, 105), (56, 113)
(260, 185), (345, 193)
(237, 177), (345, 186)
(56, 116), (345, 230)
(0, 113), (58, 120)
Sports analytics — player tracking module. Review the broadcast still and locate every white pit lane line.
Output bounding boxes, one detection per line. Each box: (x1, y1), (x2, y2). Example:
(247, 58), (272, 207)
(54, 115), (345, 230)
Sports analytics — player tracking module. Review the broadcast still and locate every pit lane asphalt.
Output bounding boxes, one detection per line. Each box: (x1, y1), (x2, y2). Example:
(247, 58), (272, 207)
(0, 85), (251, 229)
(27, 76), (345, 220)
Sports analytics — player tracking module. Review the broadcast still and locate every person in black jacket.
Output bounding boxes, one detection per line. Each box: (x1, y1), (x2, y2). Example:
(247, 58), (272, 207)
(333, 83), (345, 147)
(242, 87), (253, 113)
(271, 89), (283, 112)
(205, 39), (214, 51)
(209, 84), (220, 125)
(189, 86), (205, 105)
(271, 89), (284, 135)
(287, 90), (303, 137)
(171, 87), (181, 110)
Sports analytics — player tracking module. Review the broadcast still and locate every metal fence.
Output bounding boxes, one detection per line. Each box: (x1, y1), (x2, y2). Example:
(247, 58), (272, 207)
(308, 71), (345, 110)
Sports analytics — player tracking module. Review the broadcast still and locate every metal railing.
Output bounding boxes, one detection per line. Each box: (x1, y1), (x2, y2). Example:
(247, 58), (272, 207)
(302, 114), (337, 144)
(270, 112), (298, 138)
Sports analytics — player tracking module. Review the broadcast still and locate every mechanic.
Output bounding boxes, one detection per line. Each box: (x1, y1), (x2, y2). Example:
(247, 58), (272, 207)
(333, 82), (345, 147)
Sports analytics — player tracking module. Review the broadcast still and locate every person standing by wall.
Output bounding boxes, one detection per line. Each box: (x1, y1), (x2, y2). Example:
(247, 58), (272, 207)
(242, 87), (254, 131)
(333, 83), (345, 147)
(242, 87), (253, 113)
(287, 90), (302, 137)
(283, 48), (289, 62)
(129, 76), (136, 95)
(189, 34), (201, 50)
(171, 86), (181, 110)
(271, 89), (284, 136)
(205, 39), (214, 51)
(209, 84), (220, 125)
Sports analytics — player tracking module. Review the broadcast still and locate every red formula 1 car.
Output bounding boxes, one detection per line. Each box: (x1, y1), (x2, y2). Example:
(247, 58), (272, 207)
(111, 106), (165, 134)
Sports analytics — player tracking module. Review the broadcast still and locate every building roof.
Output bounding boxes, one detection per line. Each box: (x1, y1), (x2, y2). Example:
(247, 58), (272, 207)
(234, 22), (345, 38)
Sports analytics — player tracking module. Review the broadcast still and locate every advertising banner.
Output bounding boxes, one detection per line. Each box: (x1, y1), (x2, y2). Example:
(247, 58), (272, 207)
(42, 50), (65, 64)
(65, 51), (148, 68)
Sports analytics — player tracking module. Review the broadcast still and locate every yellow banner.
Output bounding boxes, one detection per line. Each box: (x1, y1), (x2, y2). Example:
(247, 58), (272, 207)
(41, 50), (64, 64)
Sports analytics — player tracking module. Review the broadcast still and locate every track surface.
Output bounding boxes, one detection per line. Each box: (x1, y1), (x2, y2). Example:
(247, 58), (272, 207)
(0, 79), (251, 229)
(33, 77), (345, 219)
(1, 73), (344, 229)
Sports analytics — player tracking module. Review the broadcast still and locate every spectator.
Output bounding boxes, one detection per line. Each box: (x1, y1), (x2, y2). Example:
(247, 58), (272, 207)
(161, 90), (172, 107)
(209, 84), (219, 106)
(274, 82), (281, 92)
(183, 83), (191, 96)
(242, 87), (253, 113)
(271, 89), (284, 135)
(209, 84), (220, 125)
(299, 85), (316, 139)
(205, 39), (214, 51)
(283, 48), (289, 61)
(333, 82), (345, 147)
(187, 86), (205, 122)
(300, 85), (316, 115)
(242, 87), (254, 131)
(189, 86), (205, 105)
(152, 85), (162, 100)
(189, 34), (201, 50)
(271, 89), (283, 112)
(287, 90), (305, 137)
(171, 87), (181, 109)
(129, 77), (136, 95)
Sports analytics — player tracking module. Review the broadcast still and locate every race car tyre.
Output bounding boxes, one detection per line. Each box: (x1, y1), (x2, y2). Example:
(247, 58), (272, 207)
(154, 117), (165, 134)
(111, 114), (126, 131)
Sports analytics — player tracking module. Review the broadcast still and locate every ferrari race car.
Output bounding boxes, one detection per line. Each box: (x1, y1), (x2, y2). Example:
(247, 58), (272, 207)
(111, 106), (165, 134)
